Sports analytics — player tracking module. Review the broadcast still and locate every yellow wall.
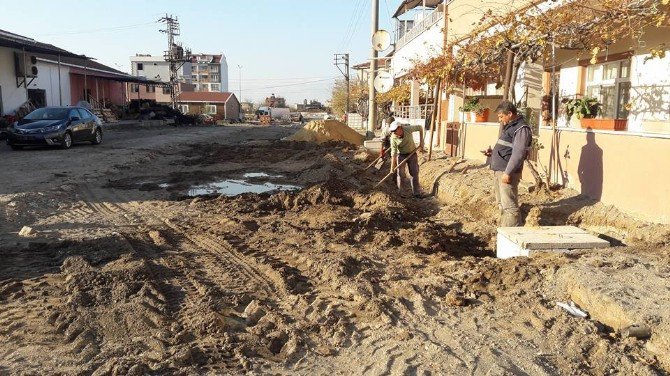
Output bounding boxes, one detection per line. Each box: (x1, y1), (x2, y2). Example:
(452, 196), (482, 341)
(537, 127), (670, 224)
(459, 123), (670, 224)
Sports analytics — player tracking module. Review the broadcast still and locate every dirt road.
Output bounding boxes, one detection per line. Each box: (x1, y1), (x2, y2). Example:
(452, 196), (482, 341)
(1, 124), (669, 375)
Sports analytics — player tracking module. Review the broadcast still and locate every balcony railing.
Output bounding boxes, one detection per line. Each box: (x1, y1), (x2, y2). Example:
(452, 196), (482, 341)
(396, 9), (444, 50)
(395, 104), (434, 122)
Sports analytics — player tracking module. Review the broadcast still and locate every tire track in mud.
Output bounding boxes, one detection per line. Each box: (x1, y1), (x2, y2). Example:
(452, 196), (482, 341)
(75, 183), (309, 370)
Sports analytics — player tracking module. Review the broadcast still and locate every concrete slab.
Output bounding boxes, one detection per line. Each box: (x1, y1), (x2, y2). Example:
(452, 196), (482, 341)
(497, 226), (610, 258)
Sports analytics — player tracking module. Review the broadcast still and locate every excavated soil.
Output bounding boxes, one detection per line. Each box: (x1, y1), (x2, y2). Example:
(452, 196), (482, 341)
(1, 126), (669, 375)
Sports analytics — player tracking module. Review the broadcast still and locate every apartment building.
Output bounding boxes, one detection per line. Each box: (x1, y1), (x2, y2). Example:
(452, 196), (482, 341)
(190, 54), (228, 93)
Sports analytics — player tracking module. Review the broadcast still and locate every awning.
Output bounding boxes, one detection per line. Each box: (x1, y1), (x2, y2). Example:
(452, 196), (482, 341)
(393, 0), (443, 18)
(69, 67), (167, 85)
(0, 29), (85, 59)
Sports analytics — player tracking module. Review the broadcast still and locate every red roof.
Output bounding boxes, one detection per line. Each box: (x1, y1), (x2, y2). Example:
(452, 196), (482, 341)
(178, 92), (236, 103)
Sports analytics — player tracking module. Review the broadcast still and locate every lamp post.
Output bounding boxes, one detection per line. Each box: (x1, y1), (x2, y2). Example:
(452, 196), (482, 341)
(237, 64), (243, 103)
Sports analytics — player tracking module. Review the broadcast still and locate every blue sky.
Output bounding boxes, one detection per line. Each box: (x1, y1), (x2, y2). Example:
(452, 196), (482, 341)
(1, 0), (399, 105)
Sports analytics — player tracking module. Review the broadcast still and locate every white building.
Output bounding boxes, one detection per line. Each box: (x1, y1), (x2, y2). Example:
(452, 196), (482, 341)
(130, 54), (191, 84)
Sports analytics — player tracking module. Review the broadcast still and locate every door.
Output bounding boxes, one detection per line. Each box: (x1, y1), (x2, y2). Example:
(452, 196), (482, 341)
(68, 109), (85, 141)
(77, 108), (95, 140)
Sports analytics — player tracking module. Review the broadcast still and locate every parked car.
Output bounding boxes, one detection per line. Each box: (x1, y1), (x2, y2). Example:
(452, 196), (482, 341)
(6, 106), (103, 150)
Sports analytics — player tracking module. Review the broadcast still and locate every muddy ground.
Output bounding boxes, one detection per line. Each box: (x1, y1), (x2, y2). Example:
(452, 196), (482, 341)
(1, 124), (669, 375)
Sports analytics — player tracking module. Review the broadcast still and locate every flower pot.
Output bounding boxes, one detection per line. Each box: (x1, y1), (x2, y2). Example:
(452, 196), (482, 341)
(580, 118), (627, 131)
(475, 108), (490, 122)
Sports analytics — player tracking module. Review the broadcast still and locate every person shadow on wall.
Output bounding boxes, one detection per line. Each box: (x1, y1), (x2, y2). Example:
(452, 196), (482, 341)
(577, 129), (603, 201)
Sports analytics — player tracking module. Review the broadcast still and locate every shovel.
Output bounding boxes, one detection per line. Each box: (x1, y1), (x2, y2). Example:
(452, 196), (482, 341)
(374, 147), (420, 188)
(364, 147), (390, 171)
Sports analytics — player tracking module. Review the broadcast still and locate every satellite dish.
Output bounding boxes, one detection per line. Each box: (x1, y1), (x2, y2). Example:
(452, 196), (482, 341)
(374, 71), (393, 93)
(372, 30), (392, 52)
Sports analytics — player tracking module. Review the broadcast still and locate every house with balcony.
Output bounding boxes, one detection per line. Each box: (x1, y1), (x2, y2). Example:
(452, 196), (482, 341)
(389, 1), (447, 126)
(407, 0), (670, 224)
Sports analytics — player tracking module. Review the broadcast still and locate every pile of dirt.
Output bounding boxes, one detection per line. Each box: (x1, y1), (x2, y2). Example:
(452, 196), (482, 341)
(286, 120), (364, 145)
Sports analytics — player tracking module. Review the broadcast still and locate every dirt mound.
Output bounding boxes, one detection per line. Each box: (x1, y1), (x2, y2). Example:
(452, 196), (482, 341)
(286, 120), (365, 145)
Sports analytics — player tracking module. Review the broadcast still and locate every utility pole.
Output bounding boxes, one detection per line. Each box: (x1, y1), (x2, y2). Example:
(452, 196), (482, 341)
(334, 53), (350, 123)
(237, 64), (243, 103)
(159, 14), (191, 109)
(368, 0), (379, 136)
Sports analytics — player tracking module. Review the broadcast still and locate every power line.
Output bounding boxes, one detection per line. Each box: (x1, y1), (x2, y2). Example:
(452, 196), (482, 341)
(343, 0), (370, 50)
(228, 75), (336, 82)
(34, 21), (158, 37)
(338, 0), (366, 51)
(241, 77), (337, 92)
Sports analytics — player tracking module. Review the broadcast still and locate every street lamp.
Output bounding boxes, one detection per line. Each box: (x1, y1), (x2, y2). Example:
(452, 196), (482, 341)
(237, 64), (243, 103)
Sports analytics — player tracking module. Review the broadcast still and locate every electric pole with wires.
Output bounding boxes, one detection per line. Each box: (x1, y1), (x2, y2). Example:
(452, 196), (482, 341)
(334, 53), (350, 121)
(158, 14), (191, 109)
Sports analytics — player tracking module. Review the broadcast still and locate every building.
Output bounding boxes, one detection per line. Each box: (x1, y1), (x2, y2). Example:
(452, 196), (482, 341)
(190, 54), (228, 93)
(177, 91), (240, 121)
(400, 0), (670, 224)
(264, 93), (287, 108)
(129, 54), (189, 104)
(1, 29), (159, 117)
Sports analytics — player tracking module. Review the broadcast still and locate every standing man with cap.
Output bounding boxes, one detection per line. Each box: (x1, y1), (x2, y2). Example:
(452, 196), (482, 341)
(388, 121), (425, 197)
(483, 101), (531, 226)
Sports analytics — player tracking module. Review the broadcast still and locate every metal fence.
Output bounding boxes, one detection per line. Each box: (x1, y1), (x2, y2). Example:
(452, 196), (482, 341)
(395, 9), (444, 50)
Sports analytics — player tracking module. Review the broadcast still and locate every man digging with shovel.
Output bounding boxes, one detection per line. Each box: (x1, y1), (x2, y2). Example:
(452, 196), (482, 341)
(387, 120), (425, 198)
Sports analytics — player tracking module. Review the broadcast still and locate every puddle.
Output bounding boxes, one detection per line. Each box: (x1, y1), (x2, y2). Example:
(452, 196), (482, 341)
(243, 172), (283, 179)
(188, 179), (301, 197)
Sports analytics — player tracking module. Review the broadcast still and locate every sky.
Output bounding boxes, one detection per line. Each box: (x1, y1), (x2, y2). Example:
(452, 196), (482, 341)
(0, 0), (399, 105)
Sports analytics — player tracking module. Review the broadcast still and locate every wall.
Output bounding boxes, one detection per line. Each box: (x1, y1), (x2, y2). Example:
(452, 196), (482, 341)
(460, 122), (499, 161)
(537, 127), (670, 224)
(225, 96), (240, 120)
(32, 60), (71, 107)
(70, 73), (127, 106)
(0, 47), (28, 115)
(457, 121), (670, 224)
(391, 14), (444, 78)
(220, 57), (228, 92)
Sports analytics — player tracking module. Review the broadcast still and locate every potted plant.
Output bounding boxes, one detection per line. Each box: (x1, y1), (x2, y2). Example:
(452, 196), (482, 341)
(459, 97), (490, 122)
(563, 97), (626, 130)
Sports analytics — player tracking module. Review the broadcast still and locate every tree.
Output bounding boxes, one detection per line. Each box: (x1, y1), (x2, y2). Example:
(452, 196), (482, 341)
(330, 79), (368, 117)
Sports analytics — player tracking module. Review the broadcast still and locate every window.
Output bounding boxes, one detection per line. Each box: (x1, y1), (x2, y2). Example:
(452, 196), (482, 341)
(205, 105), (216, 114)
(146, 85), (156, 93)
(77, 108), (91, 119)
(163, 86), (171, 94)
(211, 74), (220, 81)
(210, 66), (219, 73)
(211, 84), (220, 92)
(192, 75), (198, 80)
(69, 109), (81, 119)
(178, 104), (189, 113)
(585, 59), (631, 119)
(130, 84), (139, 93)
(137, 63), (144, 71)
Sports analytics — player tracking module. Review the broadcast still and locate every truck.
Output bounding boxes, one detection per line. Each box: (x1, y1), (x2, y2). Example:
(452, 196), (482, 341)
(255, 107), (290, 121)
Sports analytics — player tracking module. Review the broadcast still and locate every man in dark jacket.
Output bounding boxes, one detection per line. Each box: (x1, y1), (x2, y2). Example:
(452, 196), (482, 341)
(484, 101), (531, 227)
